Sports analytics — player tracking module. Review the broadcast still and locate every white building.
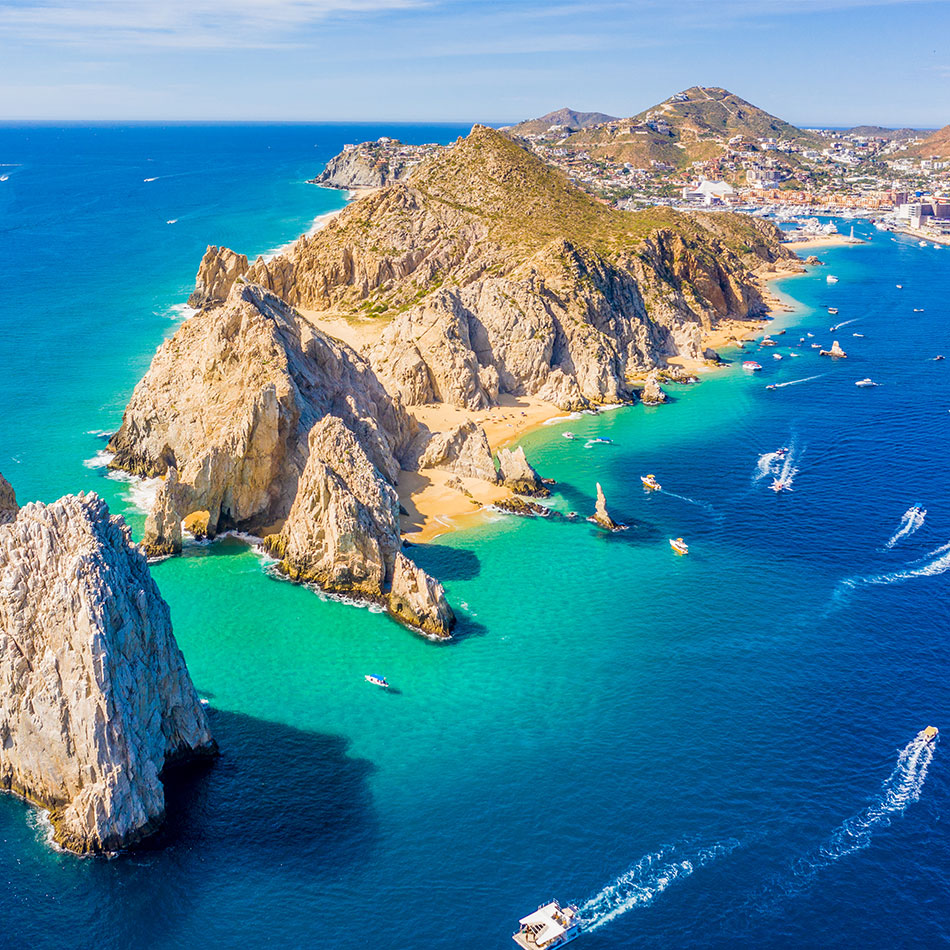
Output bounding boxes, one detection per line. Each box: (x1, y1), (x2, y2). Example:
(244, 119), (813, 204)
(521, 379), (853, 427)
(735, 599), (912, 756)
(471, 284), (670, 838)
(681, 178), (736, 205)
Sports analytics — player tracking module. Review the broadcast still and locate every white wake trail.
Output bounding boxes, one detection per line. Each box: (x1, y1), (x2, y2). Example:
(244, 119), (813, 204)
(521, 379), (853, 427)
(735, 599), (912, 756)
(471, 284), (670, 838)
(770, 374), (824, 389)
(883, 506), (926, 550)
(577, 841), (737, 932)
(839, 541), (950, 595)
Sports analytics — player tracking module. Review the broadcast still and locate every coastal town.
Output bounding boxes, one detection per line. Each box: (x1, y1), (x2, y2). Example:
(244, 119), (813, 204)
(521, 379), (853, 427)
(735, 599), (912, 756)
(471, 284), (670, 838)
(326, 88), (950, 245)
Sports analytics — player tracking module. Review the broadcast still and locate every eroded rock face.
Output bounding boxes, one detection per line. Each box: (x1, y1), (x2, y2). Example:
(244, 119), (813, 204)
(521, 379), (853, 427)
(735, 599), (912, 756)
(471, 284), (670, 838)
(387, 552), (454, 638)
(417, 422), (497, 483)
(109, 282), (417, 555)
(589, 482), (622, 531)
(311, 141), (420, 190)
(821, 340), (847, 358)
(640, 370), (668, 406)
(0, 473), (17, 525)
(497, 446), (546, 496)
(0, 492), (214, 855)
(187, 245), (250, 310)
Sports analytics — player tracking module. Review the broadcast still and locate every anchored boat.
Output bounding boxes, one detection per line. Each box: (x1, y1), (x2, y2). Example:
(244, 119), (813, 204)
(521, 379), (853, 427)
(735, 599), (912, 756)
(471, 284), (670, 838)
(742, 361), (762, 371)
(855, 378), (878, 387)
(641, 473), (661, 491)
(827, 275), (839, 283)
(364, 675), (390, 688)
(670, 537), (689, 555)
(513, 901), (581, 949)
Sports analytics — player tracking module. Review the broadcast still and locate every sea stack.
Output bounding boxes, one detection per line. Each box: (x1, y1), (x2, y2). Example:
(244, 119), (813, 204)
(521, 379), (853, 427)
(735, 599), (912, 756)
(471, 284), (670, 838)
(497, 446), (548, 496)
(820, 340), (847, 358)
(589, 482), (623, 531)
(0, 490), (215, 854)
(640, 370), (668, 405)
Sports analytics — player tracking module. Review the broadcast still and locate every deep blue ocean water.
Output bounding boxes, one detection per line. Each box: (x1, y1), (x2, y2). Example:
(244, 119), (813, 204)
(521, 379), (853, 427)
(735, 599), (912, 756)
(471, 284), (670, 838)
(1, 125), (948, 949)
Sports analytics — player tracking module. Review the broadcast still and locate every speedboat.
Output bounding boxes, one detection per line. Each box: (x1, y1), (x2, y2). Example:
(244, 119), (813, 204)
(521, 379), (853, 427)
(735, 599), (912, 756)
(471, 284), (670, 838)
(742, 361), (762, 371)
(828, 307), (839, 315)
(855, 378), (877, 387)
(364, 674), (390, 688)
(853, 333), (864, 338)
(896, 284), (903, 289)
(771, 478), (791, 492)
(669, 537), (689, 555)
(920, 726), (939, 743)
(826, 275), (839, 283)
(789, 352), (801, 357)
(760, 337), (777, 346)
(772, 353), (783, 360)
(641, 474), (661, 491)
(934, 355), (946, 361)
(913, 308), (925, 312)
(919, 240), (928, 247)
(588, 437), (612, 445)
(807, 332), (814, 338)
(810, 343), (822, 349)
(513, 901), (581, 949)
(775, 446), (790, 457)
(562, 431), (578, 440)
(766, 384), (777, 390)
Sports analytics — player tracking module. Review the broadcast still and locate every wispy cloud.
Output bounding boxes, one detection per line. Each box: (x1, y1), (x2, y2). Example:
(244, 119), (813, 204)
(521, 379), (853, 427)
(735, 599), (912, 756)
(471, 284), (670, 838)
(0, 0), (430, 49)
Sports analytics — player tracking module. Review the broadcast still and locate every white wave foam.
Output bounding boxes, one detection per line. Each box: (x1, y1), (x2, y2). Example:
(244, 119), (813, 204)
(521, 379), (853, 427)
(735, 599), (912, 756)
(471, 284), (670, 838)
(830, 317), (859, 331)
(165, 302), (199, 322)
(542, 411), (583, 425)
(83, 449), (114, 469)
(884, 506), (926, 550)
(85, 429), (113, 439)
(261, 210), (340, 261)
(106, 470), (163, 514)
(840, 541), (950, 594)
(578, 840), (737, 932)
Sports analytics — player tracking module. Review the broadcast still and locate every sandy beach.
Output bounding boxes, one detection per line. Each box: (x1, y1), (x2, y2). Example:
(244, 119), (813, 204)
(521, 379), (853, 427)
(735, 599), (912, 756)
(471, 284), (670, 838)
(782, 233), (864, 251)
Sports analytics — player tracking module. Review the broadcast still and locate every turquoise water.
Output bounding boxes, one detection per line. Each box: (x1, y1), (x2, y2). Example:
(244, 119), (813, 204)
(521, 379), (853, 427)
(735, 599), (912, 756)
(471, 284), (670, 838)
(2, 127), (948, 949)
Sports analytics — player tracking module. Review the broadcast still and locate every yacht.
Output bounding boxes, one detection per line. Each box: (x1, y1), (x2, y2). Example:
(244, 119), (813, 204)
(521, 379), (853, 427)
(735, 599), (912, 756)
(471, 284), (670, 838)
(826, 275), (839, 283)
(364, 675), (390, 688)
(760, 337), (777, 346)
(742, 361), (762, 371)
(641, 474), (661, 491)
(669, 537), (689, 555)
(828, 307), (839, 315)
(773, 353), (783, 360)
(513, 901), (581, 949)
(855, 378), (878, 387)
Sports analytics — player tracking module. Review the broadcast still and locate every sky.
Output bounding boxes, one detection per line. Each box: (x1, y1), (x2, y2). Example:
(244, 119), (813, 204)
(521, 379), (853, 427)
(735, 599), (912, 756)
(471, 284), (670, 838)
(1, 0), (949, 126)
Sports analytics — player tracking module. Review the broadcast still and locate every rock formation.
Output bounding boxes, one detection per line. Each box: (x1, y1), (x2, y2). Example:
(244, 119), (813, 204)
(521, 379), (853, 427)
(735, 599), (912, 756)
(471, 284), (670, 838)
(387, 552), (454, 638)
(416, 422), (497, 483)
(496, 446), (546, 496)
(640, 370), (668, 405)
(0, 473), (16, 525)
(820, 340), (847, 358)
(311, 140), (423, 190)
(187, 245), (249, 310)
(0, 492), (215, 854)
(588, 483), (623, 531)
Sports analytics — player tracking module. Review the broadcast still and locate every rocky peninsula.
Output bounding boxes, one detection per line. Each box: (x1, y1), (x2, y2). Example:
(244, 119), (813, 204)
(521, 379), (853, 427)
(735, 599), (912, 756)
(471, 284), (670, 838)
(0, 483), (215, 854)
(110, 125), (799, 628)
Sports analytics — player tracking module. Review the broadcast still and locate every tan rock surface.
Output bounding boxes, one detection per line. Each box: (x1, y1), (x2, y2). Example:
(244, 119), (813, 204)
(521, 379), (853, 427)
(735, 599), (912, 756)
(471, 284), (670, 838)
(387, 552), (454, 638)
(0, 473), (17, 525)
(0, 492), (214, 854)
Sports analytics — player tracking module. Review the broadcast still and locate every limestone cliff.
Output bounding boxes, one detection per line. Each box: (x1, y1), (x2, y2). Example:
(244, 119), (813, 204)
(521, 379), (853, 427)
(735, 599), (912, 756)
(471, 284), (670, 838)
(387, 552), (454, 638)
(0, 492), (214, 854)
(496, 447), (546, 496)
(187, 245), (249, 310)
(416, 422), (497, 483)
(311, 140), (422, 190)
(186, 126), (793, 411)
(0, 473), (16, 525)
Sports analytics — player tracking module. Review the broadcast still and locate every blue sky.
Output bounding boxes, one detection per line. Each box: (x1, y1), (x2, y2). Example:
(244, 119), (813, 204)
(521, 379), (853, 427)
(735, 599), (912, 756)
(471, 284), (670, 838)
(1, 0), (948, 126)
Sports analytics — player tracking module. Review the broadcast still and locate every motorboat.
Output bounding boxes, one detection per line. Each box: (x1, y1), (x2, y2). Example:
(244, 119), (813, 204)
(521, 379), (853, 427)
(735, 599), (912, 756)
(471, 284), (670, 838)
(766, 384), (777, 390)
(772, 353), (783, 360)
(513, 901), (581, 949)
(775, 446), (790, 457)
(789, 352), (801, 357)
(896, 284), (903, 289)
(920, 726), (939, 743)
(641, 474), (661, 491)
(933, 355), (945, 361)
(810, 343), (822, 349)
(588, 437), (612, 445)
(364, 675), (390, 688)
(855, 378), (877, 387)
(828, 307), (839, 315)
(852, 333), (864, 338)
(760, 337), (777, 346)
(742, 361), (762, 371)
(562, 431), (578, 440)
(826, 275), (839, 283)
(669, 537), (689, 555)
(771, 478), (791, 492)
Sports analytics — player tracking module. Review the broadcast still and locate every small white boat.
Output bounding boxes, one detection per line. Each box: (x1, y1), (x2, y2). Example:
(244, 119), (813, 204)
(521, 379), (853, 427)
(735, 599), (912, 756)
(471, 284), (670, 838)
(760, 337), (777, 346)
(826, 275), (839, 283)
(896, 284), (903, 289)
(742, 361), (762, 371)
(771, 478), (791, 492)
(588, 437), (612, 445)
(913, 308), (925, 312)
(855, 378), (877, 387)
(828, 307), (839, 315)
(772, 353), (783, 360)
(364, 674), (390, 688)
(562, 431), (578, 440)
(513, 901), (581, 949)
(919, 240), (928, 247)
(852, 333), (864, 338)
(807, 332), (815, 338)
(810, 343), (822, 349)
(789, 352), (801, 357)
(669, 537), (689, 555)
(641, 474), (661, 491)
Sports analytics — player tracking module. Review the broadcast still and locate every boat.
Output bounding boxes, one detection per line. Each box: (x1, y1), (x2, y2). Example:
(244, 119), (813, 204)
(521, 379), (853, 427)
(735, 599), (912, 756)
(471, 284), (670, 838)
(669, 537), (689, 555)
(933, 355), (945, 361)
(364, 675), (390, 688)
(771, 478), (791, 492)
(852, 333), (864, 338)
(742, 361), (762, 371)
(913, 308), (925, 312)
(562, 431), (578, 440)
(919, 240), (928, 247)
(772, 353), (783, 360)
(588, 437), (612, 445)
(828, 307), (839, 315)
(810, 343), (822, 349)
(807, 332), (814, 337)
(920, 726), (939, 743)
(760, 337), (777, 346)
(513, 901), (581, 949)
(766, 384), (777, 390)
(775, 446), (790, 457)
(640, 474), (661, 491)
(896, 284), (903, 289)
(826, 275), (839, 283)
(855, 378), (877, 387)
(789, 352), (801, 357)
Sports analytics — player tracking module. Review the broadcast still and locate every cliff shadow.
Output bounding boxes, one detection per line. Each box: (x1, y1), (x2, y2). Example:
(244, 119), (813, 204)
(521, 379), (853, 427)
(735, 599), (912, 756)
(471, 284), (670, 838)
(153, 708), (377, 870)
(404, 541), (481, 581)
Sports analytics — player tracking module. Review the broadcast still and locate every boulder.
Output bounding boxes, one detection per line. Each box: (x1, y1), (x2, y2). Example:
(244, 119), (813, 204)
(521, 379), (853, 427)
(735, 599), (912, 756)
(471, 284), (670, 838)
(387, 552), (454, 638)
(640, 370), (668, 405)
(417, 422), (498, 483)
(497, 446), (547, 496)
(0, 492), (215, 854)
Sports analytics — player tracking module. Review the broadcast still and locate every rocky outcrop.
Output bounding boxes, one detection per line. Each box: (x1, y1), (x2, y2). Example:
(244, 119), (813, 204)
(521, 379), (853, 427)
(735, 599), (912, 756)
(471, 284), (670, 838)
(387, 552), (454, 638)
(820, 340), (847, 358)
(108, 281), (417, 556)
(416, 422), (497, 483)
(0, 492), (215, 855)
(497, 446), (546, 496)
(187, 245), (249, 310)
(311, 140), (422, 190)
(588, 483), (623, 531)
(640, 370), (668, 405)
(0, 473), (16, 525)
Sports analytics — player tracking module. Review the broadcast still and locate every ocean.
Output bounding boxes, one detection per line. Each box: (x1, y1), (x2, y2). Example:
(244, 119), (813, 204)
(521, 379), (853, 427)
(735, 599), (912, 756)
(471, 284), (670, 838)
(1, 125), (948, 949)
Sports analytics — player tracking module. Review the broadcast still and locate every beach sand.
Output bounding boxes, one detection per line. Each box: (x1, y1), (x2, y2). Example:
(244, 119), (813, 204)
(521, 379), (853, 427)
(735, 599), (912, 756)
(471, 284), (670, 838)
(783, 233), (864, 251)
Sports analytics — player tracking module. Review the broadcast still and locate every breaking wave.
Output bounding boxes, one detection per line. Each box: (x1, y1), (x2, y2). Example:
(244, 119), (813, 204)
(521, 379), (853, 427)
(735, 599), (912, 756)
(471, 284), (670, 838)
(577, 840), (738, 932)
(82, 449), (114, 469)
(883, 506), (926, 550)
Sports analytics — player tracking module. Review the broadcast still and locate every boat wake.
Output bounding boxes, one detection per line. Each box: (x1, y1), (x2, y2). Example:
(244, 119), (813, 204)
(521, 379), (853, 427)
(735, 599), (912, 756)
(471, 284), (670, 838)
(660, 489), (719, 518)
(769, 374), (824, 389)
(773, 732), (936, 902)
(884, 506), (927, 549)
(837, 541), (950, 596)
(755, 442), (800, 490)
(576, 840), (738, 932)
(829, 317), (860, 331)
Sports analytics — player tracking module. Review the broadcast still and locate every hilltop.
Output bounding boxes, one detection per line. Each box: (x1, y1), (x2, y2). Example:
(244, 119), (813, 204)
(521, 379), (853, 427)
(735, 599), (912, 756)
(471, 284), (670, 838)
(902, 123), (950, 159)
(504, 107), (618, 137)
(559, 86), (821, 169)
